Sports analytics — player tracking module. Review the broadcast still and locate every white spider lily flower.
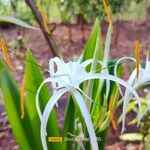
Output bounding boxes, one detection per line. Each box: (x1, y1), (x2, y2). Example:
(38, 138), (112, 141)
(36, 57), (141, 150)
(114, 57), (142, 132)
(114, 53), (150, 132)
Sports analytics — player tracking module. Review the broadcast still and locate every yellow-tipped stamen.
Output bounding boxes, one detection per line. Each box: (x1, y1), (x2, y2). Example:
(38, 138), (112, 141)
(37, 5), (50, 34)
(0, 38), (15, 71)
(109, 96), (117, 130)
(103, 0), (113, 32)
(20, 74), (26, 119)
(134, 40), (141, 79)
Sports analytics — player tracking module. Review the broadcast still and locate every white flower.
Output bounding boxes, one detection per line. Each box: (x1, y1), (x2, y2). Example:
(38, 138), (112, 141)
(115, 53), (150, 132)
(36, 57), (141, 150)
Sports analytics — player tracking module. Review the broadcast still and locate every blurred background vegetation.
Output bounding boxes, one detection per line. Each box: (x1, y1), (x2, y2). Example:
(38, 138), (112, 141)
(0, 0), (149, 25)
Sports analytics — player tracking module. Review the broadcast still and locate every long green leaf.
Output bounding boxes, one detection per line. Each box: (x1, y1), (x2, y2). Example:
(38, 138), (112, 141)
(83, 18), (103, 112)
(0, 69), (32, 150)
(83, 18), (103, 62)
(25, 50), (62, 150)
(0, 15), (38, 30)
(0, 59), (39, 149)
(63, 18), (104, 150)
(62, 95), (76, 150)
(83, 18), (103, 150)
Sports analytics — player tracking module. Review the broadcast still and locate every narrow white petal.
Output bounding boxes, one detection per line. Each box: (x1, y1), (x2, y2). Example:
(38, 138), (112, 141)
(77, 52), (84, 63)
(49, 57), (64, 67)
(79, 73), (140, 101)
(49, 58), (59, 107)
(72, 90), (99, 150)
(75, 86), (94, 103)
(121, 68), (144, 132)
(145, 50), (150, 70)
(114, 57), (145, 131)
(50, 57), (66, 76)
(128, 69), (137, 86)
(49, 58), (57, 91)
(106, 79), (110, 100)
(121, 69), (137, 132)
(114, 57), (136, 76)
(41, 88), (68, 150)
(81, 59), (94, 68)
(121, 91), (132, 132)
(114, 57), (136, 96)
(81, 59), (104, 69)
(81, 59), (110, 99)
(36, 77), (61, 120)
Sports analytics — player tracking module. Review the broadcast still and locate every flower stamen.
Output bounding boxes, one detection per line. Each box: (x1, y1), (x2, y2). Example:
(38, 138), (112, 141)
(134, 40), (141, 79)
(20, 74), (26, 119)
(102, 0), (113, 32)
(109, 95), (117, 130)
(0, 38), (15, 71)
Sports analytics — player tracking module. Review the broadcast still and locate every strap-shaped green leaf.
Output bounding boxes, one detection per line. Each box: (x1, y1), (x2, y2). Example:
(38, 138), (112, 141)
(83, 17), (103, 62)
(62, 95), (76, 150)
(25, 50), (62, 150)
(0, 15), (38, 30)
(0, 69), (32, 150)
(83, 18), (103, 114)
(62, 18), (104, 150)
